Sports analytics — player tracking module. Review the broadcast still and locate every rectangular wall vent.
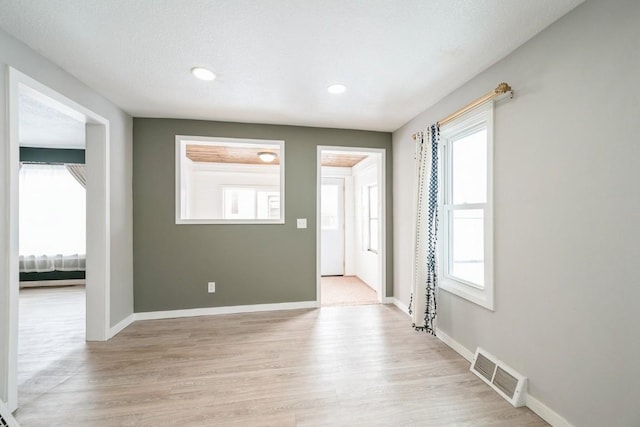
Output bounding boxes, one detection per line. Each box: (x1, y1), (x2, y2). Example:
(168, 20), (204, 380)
(0, 400), (17, 427)
(474, 352), (496, 381)
(470, 347), (527, 407)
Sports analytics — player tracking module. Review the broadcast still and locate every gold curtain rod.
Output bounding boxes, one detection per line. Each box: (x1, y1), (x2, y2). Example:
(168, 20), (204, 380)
(412, 82), (513, 140)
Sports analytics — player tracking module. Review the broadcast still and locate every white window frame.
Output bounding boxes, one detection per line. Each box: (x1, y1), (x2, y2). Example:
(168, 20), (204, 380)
(439, 103), (494, 310)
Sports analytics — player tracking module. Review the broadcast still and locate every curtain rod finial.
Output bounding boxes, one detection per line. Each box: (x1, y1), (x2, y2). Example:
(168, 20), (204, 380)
(495, 82), (512, 94)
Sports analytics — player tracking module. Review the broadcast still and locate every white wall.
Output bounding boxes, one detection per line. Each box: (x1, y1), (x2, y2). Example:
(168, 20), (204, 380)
(343, 175), (355, 276)
(186, 162), (279, 219)
(0, 28), (133, 402)
(392, 0), (640, 425)
(353, 157), (380, 291)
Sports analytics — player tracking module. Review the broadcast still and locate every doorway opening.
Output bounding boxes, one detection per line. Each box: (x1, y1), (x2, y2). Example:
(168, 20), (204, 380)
(2, 68), (111, 412)
(317, 147), (386, 307)
(17, 89), (88, 410)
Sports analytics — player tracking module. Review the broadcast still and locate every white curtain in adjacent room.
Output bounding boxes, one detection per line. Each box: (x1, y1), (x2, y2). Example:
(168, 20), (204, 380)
(65, 163), (86, 188)
(19, 163), (86, 257)
(19, 254), (86, 273)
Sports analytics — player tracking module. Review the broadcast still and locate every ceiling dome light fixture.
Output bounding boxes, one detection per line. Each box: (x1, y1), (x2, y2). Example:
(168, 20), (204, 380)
(191, 67), (216, 81)
(327, 83), (347, 95)
(258, 152), (277, 163)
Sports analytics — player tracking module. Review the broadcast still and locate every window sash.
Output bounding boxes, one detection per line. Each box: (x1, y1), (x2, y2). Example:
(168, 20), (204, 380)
(443, 205), (486, 289)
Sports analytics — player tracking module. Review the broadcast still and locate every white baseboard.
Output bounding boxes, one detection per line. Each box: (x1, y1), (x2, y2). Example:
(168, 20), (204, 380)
(435, 327), (474, 361)
(134, 300), (318, 321)
(109, 313), (135, 338)
(389, 297), (410, 315)
(526, 393), (573, 427)
(19, 279), (85, 288)
(433, 327), (573, 427)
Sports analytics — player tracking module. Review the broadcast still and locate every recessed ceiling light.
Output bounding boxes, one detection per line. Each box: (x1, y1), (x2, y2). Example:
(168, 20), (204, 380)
(258, 152), (277, 163)
(327, 84), (346, 94)
(191, 67), (216, 81)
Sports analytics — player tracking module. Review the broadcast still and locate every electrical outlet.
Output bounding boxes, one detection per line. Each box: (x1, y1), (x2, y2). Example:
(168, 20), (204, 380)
(208, 282), (216, 293)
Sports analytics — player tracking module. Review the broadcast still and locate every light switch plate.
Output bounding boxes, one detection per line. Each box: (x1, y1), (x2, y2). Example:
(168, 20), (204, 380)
(296, 218), (307, 229)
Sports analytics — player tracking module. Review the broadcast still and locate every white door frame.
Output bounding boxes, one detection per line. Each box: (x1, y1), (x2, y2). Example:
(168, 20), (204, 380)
(2, 67), (111, 412)
(316, 146), (386, 306)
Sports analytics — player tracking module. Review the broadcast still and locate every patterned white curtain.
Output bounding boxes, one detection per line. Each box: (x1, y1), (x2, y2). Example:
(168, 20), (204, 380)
(410, 124), (439, 335)
(19, 254), (86, 273)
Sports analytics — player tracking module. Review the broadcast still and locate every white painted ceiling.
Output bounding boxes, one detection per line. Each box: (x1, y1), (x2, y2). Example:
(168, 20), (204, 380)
(0, 0), (583, 132)
(19, 92), (86, 149)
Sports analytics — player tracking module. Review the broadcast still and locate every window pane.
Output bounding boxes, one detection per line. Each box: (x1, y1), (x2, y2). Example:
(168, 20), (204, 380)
(369, 218), (379, 252)
(450, 209), (484, 287)
(452, 128), (487, 204)
(321, 184), (338, 229)
(369, 185), (378, 219)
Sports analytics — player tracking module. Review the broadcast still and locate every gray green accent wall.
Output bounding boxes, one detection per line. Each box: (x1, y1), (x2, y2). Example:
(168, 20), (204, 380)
(133, 118), (392, 312)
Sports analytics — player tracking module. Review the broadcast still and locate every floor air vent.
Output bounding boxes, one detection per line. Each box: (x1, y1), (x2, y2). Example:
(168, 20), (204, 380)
(471, 347), (527, 407)
(0, 400), (17, 427)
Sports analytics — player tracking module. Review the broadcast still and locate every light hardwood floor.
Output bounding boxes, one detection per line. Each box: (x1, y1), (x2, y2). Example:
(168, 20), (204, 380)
(18, 285), (85, 409)
(16, 287), (547, 426)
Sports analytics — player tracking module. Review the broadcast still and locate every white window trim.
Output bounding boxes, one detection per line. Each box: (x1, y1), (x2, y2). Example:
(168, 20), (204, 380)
(439, 103), (494, 311)
(175, 135), (285, 225)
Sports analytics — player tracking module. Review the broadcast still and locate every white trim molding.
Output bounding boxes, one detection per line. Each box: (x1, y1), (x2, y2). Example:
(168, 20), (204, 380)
(109, 314), (135, 339)
(435, 328), (474, 361)
(525, 394), (574, 427)
(134, 301), (318, 322)
(108, 301), (319, 339)
(389, 297), (410, 316)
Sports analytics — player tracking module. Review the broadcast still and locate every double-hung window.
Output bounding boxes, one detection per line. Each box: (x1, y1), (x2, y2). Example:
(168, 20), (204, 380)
(439, 103), (494, 310)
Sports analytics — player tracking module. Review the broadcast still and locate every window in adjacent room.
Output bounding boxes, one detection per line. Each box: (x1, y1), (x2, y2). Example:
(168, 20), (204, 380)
(439, 103), (494, 310)
(223, 187), (280, 220)
(367, 184), (379, 253)
(176, 136), (284, 224)
(19, 163), (86, 255)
